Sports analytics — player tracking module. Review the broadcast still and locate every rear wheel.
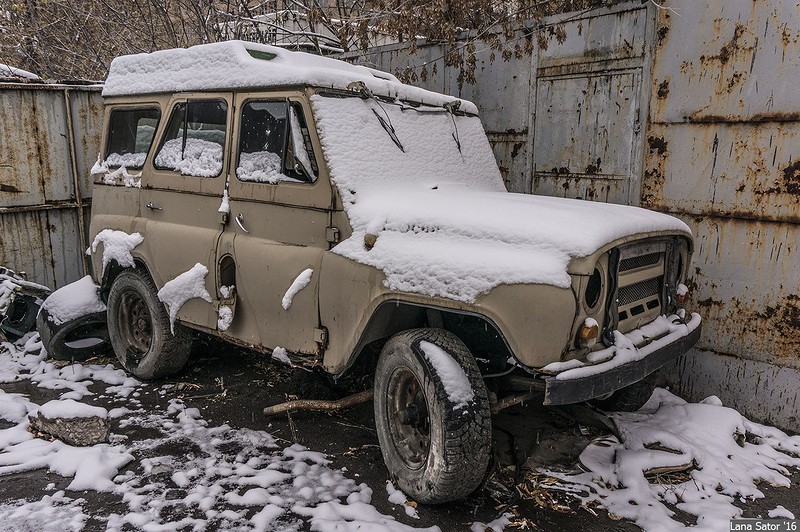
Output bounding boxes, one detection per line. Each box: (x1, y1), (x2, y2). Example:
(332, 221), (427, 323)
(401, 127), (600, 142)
(374, 328), (491, 504)
(107, 269), (191, 380)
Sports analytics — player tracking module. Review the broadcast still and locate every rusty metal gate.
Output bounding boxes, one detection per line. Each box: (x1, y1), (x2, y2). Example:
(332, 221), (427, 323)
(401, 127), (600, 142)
(0, 82), (102, 290)
(348, 0), (800, 430)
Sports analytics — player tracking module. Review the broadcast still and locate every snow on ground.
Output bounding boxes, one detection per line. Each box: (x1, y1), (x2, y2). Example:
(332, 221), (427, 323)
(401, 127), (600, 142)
(545, 388), (800, 531)
(40, 276), (106, 326)
(386, 481), (419, 519)
(0, 334), (438, 531)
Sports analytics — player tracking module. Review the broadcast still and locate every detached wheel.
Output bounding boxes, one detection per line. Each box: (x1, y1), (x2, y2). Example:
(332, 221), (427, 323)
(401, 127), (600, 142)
(374, 328), (491, 504)
(107, 269), (191, 380)
(37, 308), (111, 362)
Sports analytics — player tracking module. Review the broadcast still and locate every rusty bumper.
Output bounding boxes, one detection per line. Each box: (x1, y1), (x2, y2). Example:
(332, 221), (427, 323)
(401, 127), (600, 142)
(543, 322), (702, 406)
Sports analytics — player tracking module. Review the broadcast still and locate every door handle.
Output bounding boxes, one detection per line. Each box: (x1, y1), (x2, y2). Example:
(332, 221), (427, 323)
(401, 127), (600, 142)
(146, 201), (162, 210)
(235, 213), (249, 233)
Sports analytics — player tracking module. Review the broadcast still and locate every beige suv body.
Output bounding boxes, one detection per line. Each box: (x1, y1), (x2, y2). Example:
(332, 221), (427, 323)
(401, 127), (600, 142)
(89, 41), (701, 503)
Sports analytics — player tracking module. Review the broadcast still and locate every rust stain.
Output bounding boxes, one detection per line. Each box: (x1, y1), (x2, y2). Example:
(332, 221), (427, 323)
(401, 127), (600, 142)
(647, 136), (668, 155)
(585, 158), (602, 175)
(782, 161), (800, 195)
(510, 142), (523, 159)
(657, 24), (669, 44)
(657, 79), (670, 99)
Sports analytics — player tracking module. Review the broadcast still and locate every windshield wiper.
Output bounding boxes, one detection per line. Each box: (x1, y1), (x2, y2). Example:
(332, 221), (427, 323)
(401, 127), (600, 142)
(371, 108), (405, 152)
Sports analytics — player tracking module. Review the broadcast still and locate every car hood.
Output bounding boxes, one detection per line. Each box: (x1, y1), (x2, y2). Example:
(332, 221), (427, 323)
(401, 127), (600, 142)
(332, 184), (691, 303)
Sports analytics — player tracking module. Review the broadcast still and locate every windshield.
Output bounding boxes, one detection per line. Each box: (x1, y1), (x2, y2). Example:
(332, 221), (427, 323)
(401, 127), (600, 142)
(310, 94), (505, 204)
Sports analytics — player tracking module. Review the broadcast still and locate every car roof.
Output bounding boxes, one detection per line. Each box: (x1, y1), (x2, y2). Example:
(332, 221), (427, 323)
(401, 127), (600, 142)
(102, 40), (477, 114)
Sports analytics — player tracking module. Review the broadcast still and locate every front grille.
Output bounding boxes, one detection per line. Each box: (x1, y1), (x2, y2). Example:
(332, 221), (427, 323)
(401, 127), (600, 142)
(615, 245), (667, 333)
(619, 252), (661, 272)
(618, 278), (661, 306)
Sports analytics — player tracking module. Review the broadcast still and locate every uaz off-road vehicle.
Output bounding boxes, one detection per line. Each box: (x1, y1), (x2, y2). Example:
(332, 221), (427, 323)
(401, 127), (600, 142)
(82, 41), (701, 503)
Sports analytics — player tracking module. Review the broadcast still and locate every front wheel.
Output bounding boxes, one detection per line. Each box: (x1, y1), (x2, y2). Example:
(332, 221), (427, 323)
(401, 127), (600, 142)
(107, 269), (191, 380)
(374, 328), (491, 504)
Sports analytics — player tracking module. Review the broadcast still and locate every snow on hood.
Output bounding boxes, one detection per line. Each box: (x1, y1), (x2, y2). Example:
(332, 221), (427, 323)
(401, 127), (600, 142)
(313, 95), (691, 302)
(333, 186), (691, 301)
(102, 41), (476, 113)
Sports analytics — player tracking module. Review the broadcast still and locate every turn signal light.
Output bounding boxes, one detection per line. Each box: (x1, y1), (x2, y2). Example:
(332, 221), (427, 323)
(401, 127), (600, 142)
(578, 321), (599, 348)
(676, 283), (689, 306)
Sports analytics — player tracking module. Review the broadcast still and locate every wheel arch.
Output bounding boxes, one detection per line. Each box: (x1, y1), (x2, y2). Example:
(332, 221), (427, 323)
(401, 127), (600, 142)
(99, 257), (153, 303)
(335, 299), (516, 378)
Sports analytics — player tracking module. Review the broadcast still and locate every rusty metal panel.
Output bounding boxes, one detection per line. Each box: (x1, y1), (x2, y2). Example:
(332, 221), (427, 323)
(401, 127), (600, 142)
(677, 215), (800, 368)
(0, 209), (53, 287)
(651, 0), (800, 123)
(536, 2), (649, 68)
(487, 132), (528, 193)
(0, 84), (101, 288)
(643, 122), (800, 223)
(532, 70), (640, 203)
(68, 89), (104, 200)
(670, 350), (800, 429)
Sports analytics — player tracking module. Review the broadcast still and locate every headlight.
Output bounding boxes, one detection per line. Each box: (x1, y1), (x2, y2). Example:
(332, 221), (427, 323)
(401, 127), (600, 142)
(585, 268), (602, 310)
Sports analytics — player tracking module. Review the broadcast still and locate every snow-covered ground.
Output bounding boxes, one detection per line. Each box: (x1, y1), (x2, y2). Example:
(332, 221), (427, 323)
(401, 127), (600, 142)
(1, 332), (798, 531)
(0, 333), (437, 531)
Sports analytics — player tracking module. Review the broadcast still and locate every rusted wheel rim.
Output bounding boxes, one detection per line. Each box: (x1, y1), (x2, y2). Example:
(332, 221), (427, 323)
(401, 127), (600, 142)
(386, 366), (431, 470)
(117, 288), (152, 361)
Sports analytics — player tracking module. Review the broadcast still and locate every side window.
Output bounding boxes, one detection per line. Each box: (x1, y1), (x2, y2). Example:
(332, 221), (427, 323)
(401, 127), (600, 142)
(154, 100), (227, 177)
(236, 100), (318, 184)
(105, 107), (161, 168)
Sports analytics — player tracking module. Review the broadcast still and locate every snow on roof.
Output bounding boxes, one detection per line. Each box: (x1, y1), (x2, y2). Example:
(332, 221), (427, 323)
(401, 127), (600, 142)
(0, 63), (41, 80)
(102, 40), (477, 113)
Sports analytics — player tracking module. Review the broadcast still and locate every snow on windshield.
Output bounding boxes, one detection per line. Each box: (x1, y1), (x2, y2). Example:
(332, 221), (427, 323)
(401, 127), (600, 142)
(311, 95), (503, 202)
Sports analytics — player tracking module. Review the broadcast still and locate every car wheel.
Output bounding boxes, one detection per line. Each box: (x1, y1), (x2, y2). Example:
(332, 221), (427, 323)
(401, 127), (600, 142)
(107, 269), (191, 380)
(592, 373), (658, 412)
(374, 328), (491, 504)
(2, 294), (41, 340)
(37, 307), (111, 362)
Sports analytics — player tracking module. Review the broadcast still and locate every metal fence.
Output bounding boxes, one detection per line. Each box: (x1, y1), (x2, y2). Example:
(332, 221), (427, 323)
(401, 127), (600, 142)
(0, 82), (102, 290)
(344, 0), (800, 430)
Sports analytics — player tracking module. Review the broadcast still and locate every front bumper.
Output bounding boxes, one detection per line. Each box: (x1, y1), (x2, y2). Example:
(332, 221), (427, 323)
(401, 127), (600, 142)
(543, 319), (702, 406)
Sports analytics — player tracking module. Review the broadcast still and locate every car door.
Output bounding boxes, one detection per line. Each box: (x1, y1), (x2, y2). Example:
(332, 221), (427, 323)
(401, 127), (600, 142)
(138, 93), (232, 331)
(216, 90), (333, 356)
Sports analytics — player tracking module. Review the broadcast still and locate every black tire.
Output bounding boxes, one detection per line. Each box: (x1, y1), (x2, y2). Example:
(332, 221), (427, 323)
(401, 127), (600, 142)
(107, 269), (192, 380)
(592, 373), (658, 412)
(1, 294), (41, 340)
(37, 307), (111, 362)
(374, 328), (491, 504)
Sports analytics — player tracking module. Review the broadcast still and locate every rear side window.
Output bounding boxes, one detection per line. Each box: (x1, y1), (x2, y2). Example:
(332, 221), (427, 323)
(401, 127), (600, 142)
(105, 107), (161, 168)
(236, 100), (317, 184)
(155, 100), (228, 177)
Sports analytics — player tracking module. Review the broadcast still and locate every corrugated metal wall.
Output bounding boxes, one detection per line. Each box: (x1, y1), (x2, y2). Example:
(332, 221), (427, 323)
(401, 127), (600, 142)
(347, 0), (800, 430)
(645, 0), (800, 429)
(0, 83), (102, 289)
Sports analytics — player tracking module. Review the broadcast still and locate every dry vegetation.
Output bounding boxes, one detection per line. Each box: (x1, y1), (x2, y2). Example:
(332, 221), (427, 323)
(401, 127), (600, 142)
(0, 0), (619, 81)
